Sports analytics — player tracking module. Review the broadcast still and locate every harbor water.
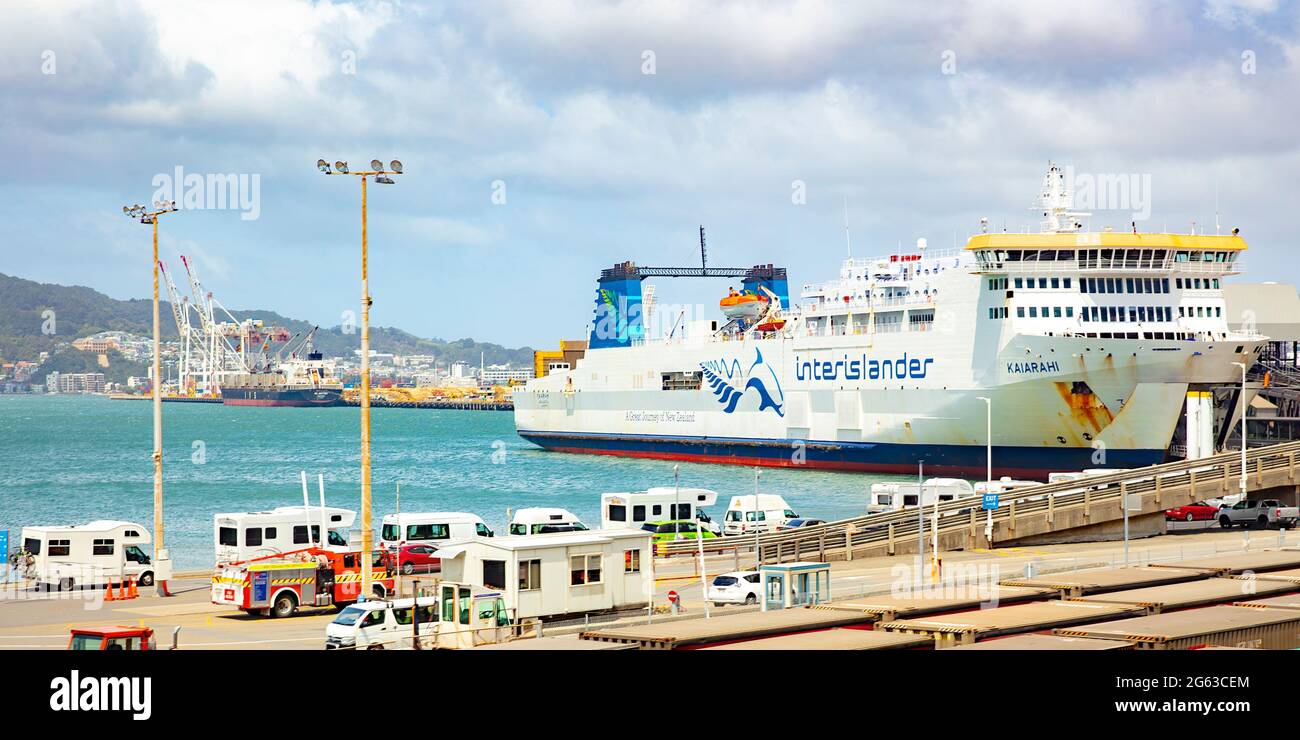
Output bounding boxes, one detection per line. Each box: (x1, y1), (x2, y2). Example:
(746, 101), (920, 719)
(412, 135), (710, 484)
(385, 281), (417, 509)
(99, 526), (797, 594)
(0, 395), (922, 570)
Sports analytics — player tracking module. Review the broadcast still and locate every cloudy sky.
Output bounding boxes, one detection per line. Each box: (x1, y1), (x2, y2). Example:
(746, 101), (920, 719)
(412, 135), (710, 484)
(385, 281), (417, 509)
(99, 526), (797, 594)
(2, 0), (1297, 348)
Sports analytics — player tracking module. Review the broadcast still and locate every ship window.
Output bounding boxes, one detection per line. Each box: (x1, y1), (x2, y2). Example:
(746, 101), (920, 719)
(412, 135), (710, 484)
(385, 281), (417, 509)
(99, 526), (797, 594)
(1014, 278), (1023, 289)
(1017, 307), (1025, 318)
(1066, 307), (1074, 317)
(661, 371), (703, 391)
(1216, 307), (1222, 317)
(1213, 279), (1220, 289)
(1125, 278), (1134, 293)
(1054, 307), (1062, 318)
(1029, 307), (1038, 318)
(245, 528), (262, 547)
(1064, 278), (1072, 289)
(1038, 278), (1047, 289)
(1051, 278), (1060, 289)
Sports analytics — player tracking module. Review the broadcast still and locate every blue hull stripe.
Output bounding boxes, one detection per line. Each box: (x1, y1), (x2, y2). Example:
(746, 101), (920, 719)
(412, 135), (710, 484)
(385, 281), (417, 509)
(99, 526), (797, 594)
(517, 429), (1167, 479)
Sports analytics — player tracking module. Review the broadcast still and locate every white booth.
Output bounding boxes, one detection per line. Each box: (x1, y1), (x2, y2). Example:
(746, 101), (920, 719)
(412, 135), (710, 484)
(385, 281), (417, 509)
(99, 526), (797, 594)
(759, 562), (831, 611)
(434, 529), (654, 621)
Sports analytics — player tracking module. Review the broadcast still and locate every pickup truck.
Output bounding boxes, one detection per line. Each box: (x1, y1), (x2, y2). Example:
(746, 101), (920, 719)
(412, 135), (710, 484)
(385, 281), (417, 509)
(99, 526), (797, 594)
(1217, 499), (1300, 529)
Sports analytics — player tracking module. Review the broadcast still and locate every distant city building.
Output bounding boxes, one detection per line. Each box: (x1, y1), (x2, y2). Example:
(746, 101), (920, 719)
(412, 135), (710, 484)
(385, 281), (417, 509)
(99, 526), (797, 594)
(46, 371), (61, 393)
(480, 367), (535, 387)
(450, 361), (470, 379)
(57, 373), (106, 394)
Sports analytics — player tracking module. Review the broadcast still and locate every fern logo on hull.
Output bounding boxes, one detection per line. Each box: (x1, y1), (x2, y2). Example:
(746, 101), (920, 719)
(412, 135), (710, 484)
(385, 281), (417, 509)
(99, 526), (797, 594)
(700, 349), (785, 416)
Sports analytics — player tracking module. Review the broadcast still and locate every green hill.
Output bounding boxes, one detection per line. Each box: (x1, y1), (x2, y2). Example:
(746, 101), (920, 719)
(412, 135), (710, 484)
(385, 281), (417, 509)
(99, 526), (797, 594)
(0, 272), (534, 368)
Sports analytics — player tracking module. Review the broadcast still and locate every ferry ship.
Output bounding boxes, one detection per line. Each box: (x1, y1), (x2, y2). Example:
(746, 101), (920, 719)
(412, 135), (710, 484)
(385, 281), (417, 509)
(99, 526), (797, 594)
(220, 350), (344, 407)
(514, 166), (1267, 478)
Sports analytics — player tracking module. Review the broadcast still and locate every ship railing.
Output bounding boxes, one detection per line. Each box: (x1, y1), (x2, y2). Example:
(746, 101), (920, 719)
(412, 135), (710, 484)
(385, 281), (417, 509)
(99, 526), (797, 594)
(656, 439), (1300, 561)
(977, 259), (1242, 276)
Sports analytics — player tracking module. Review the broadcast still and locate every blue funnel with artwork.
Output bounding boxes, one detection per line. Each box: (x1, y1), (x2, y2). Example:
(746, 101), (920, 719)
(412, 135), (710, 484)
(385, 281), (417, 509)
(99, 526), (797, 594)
(589, 262), (645, 349)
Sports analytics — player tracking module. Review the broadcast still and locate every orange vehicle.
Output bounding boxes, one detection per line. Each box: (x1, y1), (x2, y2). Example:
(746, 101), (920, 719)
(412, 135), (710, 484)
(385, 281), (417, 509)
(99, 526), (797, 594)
(211, 547), (394, 618)
(68, 626), (155, 650)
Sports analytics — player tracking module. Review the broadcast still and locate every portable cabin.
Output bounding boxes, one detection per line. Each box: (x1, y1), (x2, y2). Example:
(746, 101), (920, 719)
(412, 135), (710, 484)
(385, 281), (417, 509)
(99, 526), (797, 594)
(433, 529), (654, 621)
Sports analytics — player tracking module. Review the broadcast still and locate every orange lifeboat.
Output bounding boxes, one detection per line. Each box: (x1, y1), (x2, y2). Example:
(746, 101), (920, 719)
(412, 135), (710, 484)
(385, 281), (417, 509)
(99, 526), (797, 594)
(719, 291), (768, 320)
(755, 319), (786, 332)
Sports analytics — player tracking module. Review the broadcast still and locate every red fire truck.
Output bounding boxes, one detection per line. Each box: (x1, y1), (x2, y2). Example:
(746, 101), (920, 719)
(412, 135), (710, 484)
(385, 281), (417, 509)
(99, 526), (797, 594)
(211, 548), (395, 618)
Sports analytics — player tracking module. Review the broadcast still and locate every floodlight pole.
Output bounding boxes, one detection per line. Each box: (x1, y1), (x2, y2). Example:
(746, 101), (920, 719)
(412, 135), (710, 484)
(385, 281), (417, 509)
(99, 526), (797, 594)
(360, 173), (373, 600)
(123, 202), (179, 597)
(151, 215), (165, 594)
(318, 159), (401, 601)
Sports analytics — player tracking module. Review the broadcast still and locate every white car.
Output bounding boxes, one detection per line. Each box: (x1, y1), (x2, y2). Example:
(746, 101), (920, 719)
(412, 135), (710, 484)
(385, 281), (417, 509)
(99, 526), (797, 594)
(707, 571), (762, 607)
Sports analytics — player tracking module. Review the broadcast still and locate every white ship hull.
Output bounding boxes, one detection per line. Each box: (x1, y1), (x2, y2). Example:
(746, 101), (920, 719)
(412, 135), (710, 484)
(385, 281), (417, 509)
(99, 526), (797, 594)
(516, 329), (1260, 478)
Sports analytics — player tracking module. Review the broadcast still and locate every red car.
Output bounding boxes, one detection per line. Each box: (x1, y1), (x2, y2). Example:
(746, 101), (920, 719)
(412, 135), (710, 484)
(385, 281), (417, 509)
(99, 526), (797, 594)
(393, 544), (441, 575)
(1165, 501), (1221, 522)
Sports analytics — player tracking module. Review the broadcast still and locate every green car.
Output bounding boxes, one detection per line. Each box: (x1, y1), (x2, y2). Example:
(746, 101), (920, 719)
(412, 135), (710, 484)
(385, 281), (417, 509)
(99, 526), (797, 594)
(642, 520), (718, 543)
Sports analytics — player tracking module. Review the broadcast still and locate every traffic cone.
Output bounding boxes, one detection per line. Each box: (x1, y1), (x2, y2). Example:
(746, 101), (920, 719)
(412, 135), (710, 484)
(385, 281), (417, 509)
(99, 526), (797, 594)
(104, 580), (116, 601)
(127, 578), (138, 599)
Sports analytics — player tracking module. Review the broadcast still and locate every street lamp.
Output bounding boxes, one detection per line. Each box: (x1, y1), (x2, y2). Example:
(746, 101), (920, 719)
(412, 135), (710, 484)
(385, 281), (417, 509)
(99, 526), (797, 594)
(977, 396), (992, 545)
(318, 157), (403, 599)
(121, 200), (179, 596)
(1232, 361), (1249, 500)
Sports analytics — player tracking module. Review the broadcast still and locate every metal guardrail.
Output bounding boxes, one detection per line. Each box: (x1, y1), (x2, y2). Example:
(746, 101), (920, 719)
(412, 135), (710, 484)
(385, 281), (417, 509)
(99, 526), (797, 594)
(659, 440), (1300, 562)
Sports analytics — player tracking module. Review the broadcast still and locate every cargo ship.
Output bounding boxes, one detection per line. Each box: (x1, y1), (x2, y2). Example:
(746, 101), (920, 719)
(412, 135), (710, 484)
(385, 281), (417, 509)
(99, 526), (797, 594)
(220, 350), (344, 407)
(514, 165), (1267, 478)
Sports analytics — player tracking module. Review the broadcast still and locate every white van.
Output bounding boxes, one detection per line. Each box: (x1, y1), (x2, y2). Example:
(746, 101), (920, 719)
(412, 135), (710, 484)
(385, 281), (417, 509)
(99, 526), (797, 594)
(379, 512), (494, 550)
(214, 506), (356, 564)
(324, 586), (513, 650)
(508, 508), (587, 535)
(325, 595), (440, 650)
(867, 478), (976, 514)
(601, 487), (721, 535)
(722, 494), (797, 535)
(20, 521), (162, 590)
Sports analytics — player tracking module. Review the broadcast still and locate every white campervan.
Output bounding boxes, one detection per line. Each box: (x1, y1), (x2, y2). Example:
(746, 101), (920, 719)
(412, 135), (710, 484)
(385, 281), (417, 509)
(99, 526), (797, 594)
(508, 508), (587, 535)
(722, 494), (797, 535)
(601, 487), (721, 535)
(867, 478), (975, 514)
(379, 512), (494, 550)
(20, 521), (160, 590)
(214, 506), (356, 564)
